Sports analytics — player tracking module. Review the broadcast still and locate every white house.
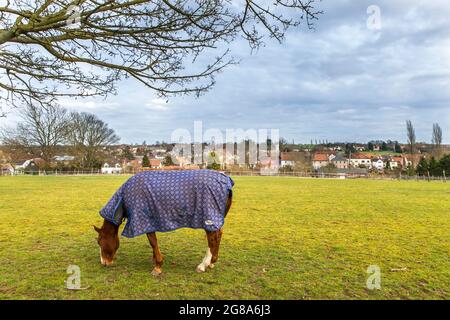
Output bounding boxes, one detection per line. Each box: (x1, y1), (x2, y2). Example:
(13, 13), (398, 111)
(312, 153), (332, 169)
(53, 155), (75, 162)
(14, 159), (33, 170)
(149, 159), (162, 169)
(12, 159), (43, 174)
(101, 163), (122, 174)
(372, 158), (384, 171)
(280, 152), (306, 168)
(0, 163), (14, 175)
(53, 155), (75, 166)
(349, 154), (372, 168)
(384, 156), (403, 170)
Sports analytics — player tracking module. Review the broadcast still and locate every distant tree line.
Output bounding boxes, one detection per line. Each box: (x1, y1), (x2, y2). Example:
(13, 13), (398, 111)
(1, 104), (119, 169)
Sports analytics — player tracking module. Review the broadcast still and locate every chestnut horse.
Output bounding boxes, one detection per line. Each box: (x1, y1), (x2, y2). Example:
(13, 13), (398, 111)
(94, 194), (232, 276)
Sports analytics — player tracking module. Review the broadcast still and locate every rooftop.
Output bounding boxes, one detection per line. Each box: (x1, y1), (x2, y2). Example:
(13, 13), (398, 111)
(281, 152), (307, 161)
(313, 153), (329, 161)
(332, 153), (347, 162)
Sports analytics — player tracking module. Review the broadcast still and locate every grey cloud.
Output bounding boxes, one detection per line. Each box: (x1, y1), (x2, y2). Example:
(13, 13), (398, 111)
(2, 0), (449, 144)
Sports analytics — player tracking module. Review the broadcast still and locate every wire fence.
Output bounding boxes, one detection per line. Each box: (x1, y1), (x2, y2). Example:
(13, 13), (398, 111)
(1, 168), (447, 182)
(396, 174), (448, 182)
(224, 171), (369, 179)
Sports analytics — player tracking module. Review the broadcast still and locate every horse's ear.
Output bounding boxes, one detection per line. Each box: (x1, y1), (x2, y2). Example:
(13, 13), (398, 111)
(93, 225), (101, 233)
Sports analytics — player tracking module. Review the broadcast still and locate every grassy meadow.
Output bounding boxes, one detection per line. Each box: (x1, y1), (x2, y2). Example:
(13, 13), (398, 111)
(0, 175), (449, 299)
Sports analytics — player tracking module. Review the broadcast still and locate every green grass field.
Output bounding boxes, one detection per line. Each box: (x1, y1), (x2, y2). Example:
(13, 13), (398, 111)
(0, 175), (449, 300)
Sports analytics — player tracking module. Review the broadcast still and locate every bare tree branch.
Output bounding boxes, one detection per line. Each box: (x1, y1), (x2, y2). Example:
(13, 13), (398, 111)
(0, 0), (322, 116)
(66, 110), (120, 168)
(1, 103), (70, 163)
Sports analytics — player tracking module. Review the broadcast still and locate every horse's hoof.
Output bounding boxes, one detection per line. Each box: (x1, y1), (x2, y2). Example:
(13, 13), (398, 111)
(151, 268), (162, 277)
(196, 265), (206, 273)
(208, 264), (215, 269)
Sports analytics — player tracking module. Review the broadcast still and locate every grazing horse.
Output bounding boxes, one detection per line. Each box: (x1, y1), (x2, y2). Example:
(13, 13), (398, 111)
(94, 170), (234, 276)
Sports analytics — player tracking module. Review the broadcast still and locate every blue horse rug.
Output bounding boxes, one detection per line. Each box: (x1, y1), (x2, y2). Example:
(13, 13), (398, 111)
(100, 170), (234, 238)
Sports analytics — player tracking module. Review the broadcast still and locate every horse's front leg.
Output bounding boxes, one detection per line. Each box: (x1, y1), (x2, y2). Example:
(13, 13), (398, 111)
(196, 228), (223, 273)
(146, 232), (164, 276)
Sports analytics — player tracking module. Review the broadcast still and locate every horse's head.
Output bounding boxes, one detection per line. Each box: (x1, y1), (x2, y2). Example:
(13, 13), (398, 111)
(94, 220), (120, 266)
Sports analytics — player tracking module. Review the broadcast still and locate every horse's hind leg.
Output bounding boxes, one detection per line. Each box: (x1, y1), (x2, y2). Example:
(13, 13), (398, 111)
(196, 229), (223, 273)
(209, 228), (223, 268)
(146, 232), (164, 276)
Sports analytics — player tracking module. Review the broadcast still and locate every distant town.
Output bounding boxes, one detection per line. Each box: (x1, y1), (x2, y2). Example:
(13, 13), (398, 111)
(2, 104), (447, 178)
(1, 139), (449, 178)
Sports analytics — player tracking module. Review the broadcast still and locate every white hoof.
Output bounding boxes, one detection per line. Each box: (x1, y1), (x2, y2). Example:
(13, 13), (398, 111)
(208, 263), (215, 269)
(196, 265), (206, 273)
(196, 248), (212, 273)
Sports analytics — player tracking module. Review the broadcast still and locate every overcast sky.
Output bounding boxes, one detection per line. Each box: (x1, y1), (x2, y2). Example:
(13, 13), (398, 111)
(2, 0), (450, 144)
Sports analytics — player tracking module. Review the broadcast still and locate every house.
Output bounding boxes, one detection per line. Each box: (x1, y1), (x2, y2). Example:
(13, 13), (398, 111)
(331, 153), (348, 169)
(384, 156), (403, 169)
(53, 155), (75, 162)
(123, 158), (143, 172)
(13, 159), (43, 174)
(172, 155), (190, 167)
(390, 156), (403, 169)
(101, 163), (122, 174)
(349, 153), (372, 168)
(53, 155), (75, 166)
(280, 152), (309, 168)
(149, 159), (162, 169)
(402, 154), (422, 168)
(312, 153), (331, 169)
(14, 159), (32, 170)
(223, 151), (239, 166)
(153, 149), (167, 160)
(372, 157), (384, 171)
(0, 163), (14, 175)
(259, 158), (279, 175)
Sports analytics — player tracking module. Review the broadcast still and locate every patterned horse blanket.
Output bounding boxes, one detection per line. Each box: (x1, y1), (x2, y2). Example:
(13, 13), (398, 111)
(100, 170), (234, 238)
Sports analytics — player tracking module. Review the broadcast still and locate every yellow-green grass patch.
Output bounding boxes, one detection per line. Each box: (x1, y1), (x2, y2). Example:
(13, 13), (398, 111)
(0, 176), (448, 299)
